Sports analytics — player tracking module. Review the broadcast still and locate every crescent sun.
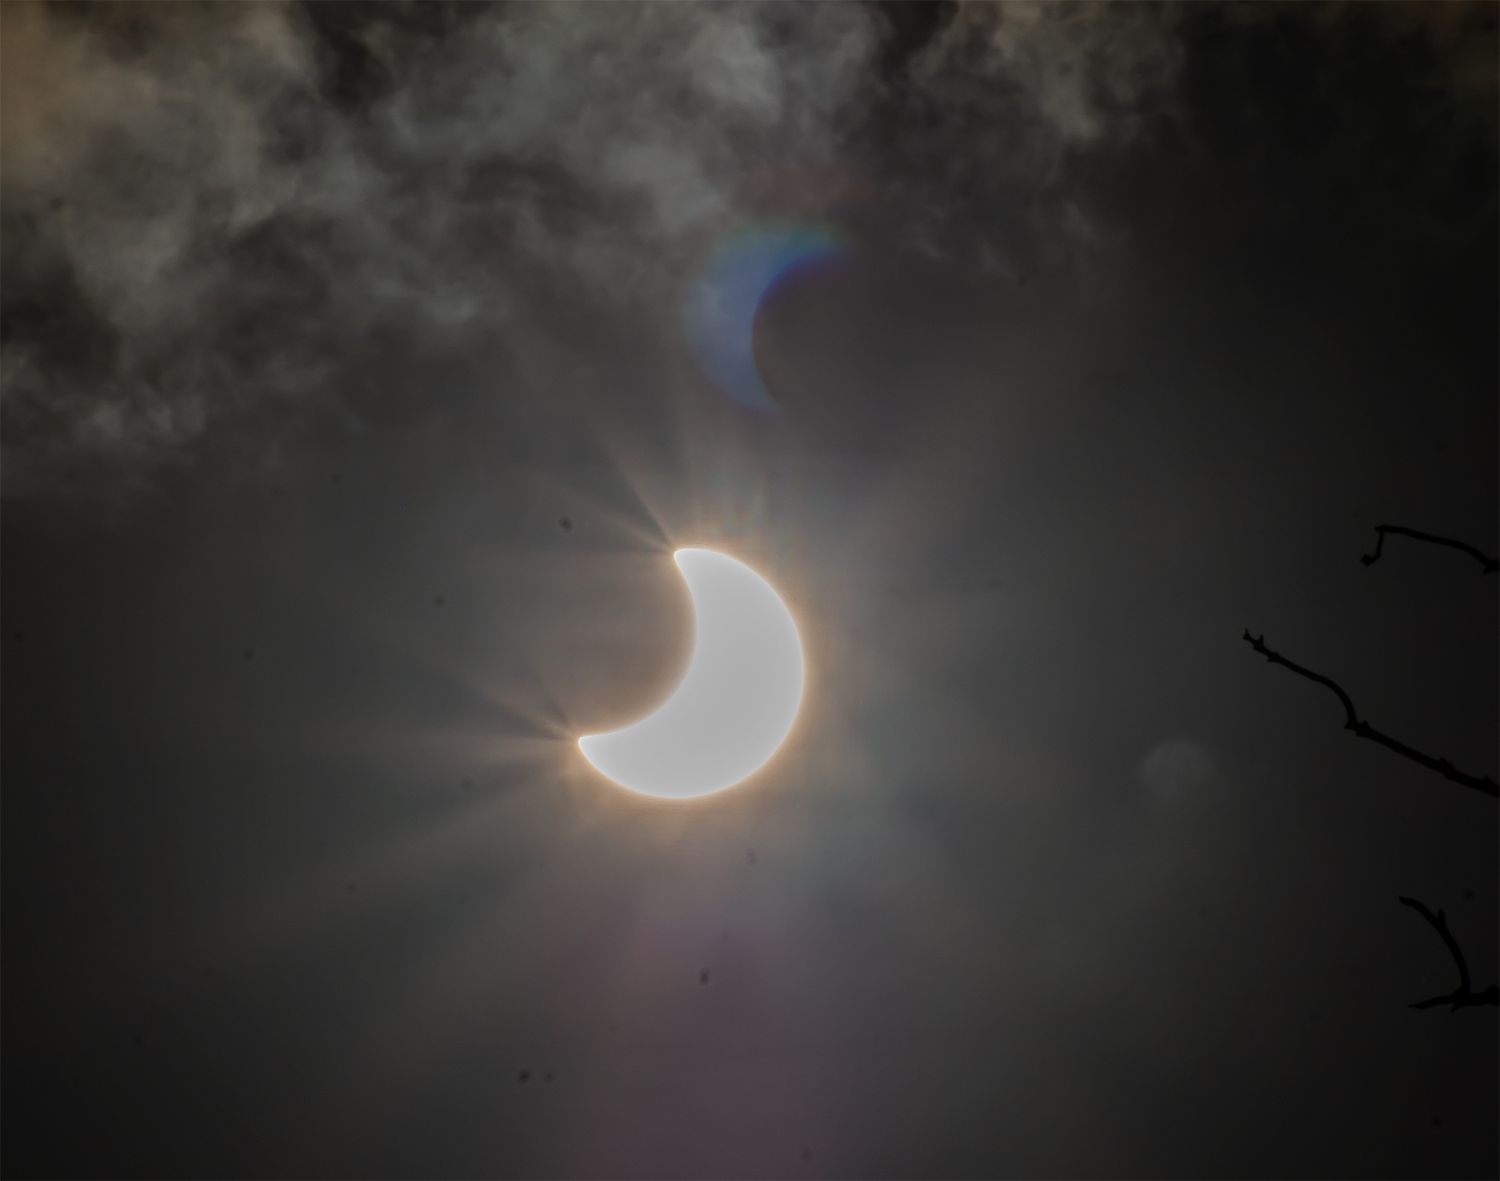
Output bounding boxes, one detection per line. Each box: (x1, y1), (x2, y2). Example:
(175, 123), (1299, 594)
(578, 548), (805, 800)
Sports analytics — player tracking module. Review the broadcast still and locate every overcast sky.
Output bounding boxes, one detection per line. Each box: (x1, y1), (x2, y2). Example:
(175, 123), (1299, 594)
(3, 3), (1497, 1178)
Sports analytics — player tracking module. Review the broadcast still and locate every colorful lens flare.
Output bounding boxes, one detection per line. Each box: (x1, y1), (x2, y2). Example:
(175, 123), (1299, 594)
(681, 224), (844, 412)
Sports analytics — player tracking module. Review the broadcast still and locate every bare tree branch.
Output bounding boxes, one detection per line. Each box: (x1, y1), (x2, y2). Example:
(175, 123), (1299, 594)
(1398, 897), (1499, 1011)
(1400, 897), (1471, 993)
(1241, 630), (1499, 800)
(1361, 525), (1498, 573)
(1249, 528), (1499, 1014)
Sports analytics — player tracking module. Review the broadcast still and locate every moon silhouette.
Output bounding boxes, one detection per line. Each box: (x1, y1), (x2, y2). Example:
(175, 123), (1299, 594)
(578, 548), (805, 800)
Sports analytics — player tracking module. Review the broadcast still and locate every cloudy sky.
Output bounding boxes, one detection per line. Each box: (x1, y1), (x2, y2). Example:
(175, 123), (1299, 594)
(3, 2), (1496, 1177)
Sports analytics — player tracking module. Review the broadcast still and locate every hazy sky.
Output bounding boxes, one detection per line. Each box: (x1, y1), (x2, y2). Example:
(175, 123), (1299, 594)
(3, 3), (1496, 1177)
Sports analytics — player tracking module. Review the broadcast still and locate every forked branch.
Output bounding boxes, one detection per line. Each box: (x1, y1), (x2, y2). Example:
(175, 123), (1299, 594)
(1361, 525), (1498, 573)
(1397, 897), (1499, 1011)
(1248, 526), (1498, 1014)
(1240, 631), (1498, 800)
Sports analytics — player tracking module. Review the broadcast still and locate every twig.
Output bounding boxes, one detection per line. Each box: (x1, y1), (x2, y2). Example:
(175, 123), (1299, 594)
(1361, 525), (1498, 573)
(1241, 631), (1499, 800)
(1398, 897), (1500, 1011)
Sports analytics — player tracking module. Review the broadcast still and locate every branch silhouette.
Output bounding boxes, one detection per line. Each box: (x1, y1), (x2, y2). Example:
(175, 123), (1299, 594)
(1361, 525), (1498, 574)
(1397, 897), (1499, 1011)
(1247, 524), (1499, 1013)
(1240, 631), (1499, 800)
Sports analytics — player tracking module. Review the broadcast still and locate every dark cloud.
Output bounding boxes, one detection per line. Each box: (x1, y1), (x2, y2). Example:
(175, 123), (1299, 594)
(6, 1), (1489, 486)
(1, 1), (881, 478)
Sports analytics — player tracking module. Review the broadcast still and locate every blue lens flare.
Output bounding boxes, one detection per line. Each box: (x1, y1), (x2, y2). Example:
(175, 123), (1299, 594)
(682, 224), (843, 413)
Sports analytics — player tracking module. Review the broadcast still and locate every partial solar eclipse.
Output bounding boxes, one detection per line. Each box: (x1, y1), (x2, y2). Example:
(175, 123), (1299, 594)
(578, 548), (805, 800)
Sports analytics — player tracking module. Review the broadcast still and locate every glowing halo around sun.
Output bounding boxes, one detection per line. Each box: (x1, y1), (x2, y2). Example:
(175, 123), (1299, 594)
(577, 548), (805, 800)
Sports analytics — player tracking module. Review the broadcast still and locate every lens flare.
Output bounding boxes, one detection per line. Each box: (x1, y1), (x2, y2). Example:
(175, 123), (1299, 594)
(682, 224), (843, 412)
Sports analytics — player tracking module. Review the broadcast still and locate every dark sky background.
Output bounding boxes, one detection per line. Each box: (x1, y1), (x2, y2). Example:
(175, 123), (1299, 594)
(3, 2), (1497, 1177)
